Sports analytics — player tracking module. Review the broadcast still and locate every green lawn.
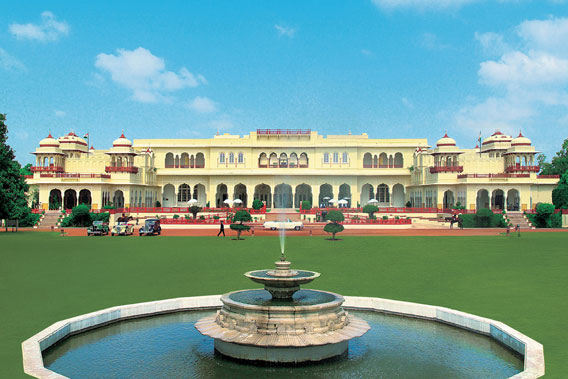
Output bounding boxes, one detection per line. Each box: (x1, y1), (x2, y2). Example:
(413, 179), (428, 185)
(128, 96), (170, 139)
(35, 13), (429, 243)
(1, 232), (567, 377)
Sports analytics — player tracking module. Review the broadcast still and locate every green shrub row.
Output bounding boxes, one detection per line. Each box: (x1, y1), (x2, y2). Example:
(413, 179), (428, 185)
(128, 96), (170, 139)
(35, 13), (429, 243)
(458, 208), (506, 228)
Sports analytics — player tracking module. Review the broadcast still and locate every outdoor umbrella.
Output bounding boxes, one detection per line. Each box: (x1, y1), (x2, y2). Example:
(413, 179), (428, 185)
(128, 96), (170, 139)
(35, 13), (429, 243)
(338, 199), (348, 205)
(223, 199), (233, 205)
(233, 199), (243, 204)
(367, 199), (378, 204)
(187, 199), (198, 205)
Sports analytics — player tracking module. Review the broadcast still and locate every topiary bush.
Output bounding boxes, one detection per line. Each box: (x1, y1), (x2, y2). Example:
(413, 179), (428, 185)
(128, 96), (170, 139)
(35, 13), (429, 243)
(362, 204), (379, 219)
(251, 199), (264, 210)
(301, 200), (311, 210)
(532, 203), (556, 228)
(230, 210), (252, 240)
(323, 210), (344, 240)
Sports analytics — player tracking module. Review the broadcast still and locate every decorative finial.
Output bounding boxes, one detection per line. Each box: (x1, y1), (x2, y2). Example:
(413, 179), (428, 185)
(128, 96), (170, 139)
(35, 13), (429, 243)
(120, 130), (125, 138)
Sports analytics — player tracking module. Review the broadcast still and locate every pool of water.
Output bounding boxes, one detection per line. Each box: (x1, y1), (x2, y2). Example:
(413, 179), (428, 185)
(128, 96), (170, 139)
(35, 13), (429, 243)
(247, 270), (317, 279)
(229, 289), (337, 306)
(43, 310), (523, 378)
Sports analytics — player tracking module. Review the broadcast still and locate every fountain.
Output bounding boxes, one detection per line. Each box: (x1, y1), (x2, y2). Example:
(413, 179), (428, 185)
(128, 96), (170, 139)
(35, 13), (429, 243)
(194, 251), (370, 363)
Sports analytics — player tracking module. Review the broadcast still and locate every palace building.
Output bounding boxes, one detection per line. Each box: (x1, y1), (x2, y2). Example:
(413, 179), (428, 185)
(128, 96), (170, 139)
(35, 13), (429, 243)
(26, 129), (559, 211)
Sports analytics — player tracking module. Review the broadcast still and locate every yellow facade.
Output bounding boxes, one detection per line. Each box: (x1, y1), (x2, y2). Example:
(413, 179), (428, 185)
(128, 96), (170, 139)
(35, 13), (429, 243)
(26, 129), (558, 211)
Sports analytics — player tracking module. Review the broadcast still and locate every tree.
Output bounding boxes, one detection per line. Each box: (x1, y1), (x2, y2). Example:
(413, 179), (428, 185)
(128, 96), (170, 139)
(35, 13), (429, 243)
(552, 172), (568, 209)
(362, 204), (379, 219)
(539, 138), (568, 176)
(323, 210), (344, 240)
(0, 114), (29, 220)
(20, 163), (33, 176)
(189, 205), (202, 219)
(251, 199), (264, 210)
(301, 200), (311, 210)
(230, 210), (252, 240)
(535, 203), (556, 228)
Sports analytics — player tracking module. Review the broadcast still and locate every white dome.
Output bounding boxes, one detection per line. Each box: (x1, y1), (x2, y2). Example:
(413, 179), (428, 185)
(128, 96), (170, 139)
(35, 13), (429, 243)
(436, 133), (456, 147)
(39, 133), (60, 147)
(511, 132), (531, 146)
(482, 130), (511, 146)
(113, 133), (132, 147)
(58, 132), (88, 151)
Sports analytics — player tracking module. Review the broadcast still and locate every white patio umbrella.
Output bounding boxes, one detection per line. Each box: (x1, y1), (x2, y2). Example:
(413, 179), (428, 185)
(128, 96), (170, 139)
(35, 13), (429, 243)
(233, 199), (243, 204)
(187, 199), (198, 205)
(223, 199), (233, 205)
(323, 196), (331, 200)
(338, 199), (348, 205)
(367, 199), (378, 204)
(328, 199), (337, 204)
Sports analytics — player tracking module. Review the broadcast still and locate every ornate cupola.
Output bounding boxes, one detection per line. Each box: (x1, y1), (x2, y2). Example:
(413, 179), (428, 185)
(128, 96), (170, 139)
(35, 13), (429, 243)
(58, 132), (88, 156)
(504, 132), (539, 173)
(429, 133), (463, 174)
(481, 130), (512, 154)
(105, 133), (139, 174)
(31, 133), (65, 173)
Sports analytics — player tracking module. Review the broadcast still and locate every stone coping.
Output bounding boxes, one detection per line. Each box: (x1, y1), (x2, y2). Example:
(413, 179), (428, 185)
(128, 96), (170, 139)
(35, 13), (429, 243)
(22, 295), (544, 379)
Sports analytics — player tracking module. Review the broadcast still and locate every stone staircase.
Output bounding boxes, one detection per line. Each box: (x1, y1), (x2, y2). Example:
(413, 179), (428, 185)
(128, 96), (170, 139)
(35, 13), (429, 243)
(265, 209), (302, 221)
(38, 210), (62, 229)
(505, 211), (534, 229)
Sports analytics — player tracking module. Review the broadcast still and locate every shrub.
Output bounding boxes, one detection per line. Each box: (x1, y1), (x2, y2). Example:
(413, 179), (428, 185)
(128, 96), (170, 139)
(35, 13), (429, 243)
(230, 210), (252, 240)
(251, 199), (264, 210)
(184, 214), (191, 220)
(459, 209), (506, 228)
(17, 209), (41, 227)
(395, 216), (400, 220)
(91, 212), (110, 223)
(199, 215), (205, 220)
(406, 201), (412, 208)
(213, 215), (220, 220)
(300, 200), (312, 210)
(382, 215), (388, 220)
(155, 200), (161, 207)
(70, 204), (92, 227)
(102, 203), (116, 210)
(552, 172), (568, 209)
(324, 210), (344, 240)
(173, 214), (180, 219)
(533, 203), (556, 228)
(474, 208), (493, 227)
(189, 205), (202, 219)
(362, 204), (379, 219)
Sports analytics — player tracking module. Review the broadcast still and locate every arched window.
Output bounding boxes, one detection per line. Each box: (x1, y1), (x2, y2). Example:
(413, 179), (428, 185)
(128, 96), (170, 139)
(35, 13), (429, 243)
(259, 153), (268, 167)
(342, 152), (348, 163)
(323, 153), (329, 163)
(269, 153), (278, 167)
(279, 153), (288, 167)
(299, 153), (308, 167)
(229, 152), (234, 163)
(333, 152), (339, 163)
(238, 152), (244, 163)
(219, 152), (225, 164)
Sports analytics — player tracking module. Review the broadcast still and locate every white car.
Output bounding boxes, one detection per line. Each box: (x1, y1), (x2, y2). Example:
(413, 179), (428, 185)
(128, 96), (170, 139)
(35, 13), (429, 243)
(263, 219), (304, 231)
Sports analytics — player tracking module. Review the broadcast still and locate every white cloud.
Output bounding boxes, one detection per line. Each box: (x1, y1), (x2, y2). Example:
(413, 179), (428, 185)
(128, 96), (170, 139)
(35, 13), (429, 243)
(475, 31), (508, 55)
(420, 32), (450, 50)
(187, 96), (217, 113)
(9, 11), (69, 42)
(456, 17), (568, 136)
(54, 110), (66, 117)
(479, 51), (568, 87)
(0, 48), (25, 71)
(372, 0), (480, 11)
(402, 97), (414, 109)
(275, 24), (296, 38)
(95, 47), (205, 103)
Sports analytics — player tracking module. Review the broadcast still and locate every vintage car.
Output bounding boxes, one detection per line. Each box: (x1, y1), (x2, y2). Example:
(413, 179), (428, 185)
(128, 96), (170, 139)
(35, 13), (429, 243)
(263, 219), (304, 231)
(87, 221), (109, 236)
(111, 221), (134, 236)
(139, 218), (161, 236)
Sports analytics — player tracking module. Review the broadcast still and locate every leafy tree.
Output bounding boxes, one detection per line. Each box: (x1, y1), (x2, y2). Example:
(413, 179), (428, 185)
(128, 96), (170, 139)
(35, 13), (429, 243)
(362, 204), (379, 219)
(71, 204), (92, 227)
(251, 199), (264, 210)
(301, 200), (311, 210)
(0, 114), (29, 220)
(20, 163), (33, 176)
(189, 205), (202, 219)
(323, 210), (344, 240)
(534, 203), (556, 228)
(539, 138), (568, 176)
(230, 210), (252, 240)
(552, 172), (568, 209)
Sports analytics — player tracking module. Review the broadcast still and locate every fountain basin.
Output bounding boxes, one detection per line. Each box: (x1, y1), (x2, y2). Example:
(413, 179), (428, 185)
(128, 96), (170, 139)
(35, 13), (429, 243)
(244, 262), (320, 299)
(22, 296), (544, 378)
(195, 289), (369, 362)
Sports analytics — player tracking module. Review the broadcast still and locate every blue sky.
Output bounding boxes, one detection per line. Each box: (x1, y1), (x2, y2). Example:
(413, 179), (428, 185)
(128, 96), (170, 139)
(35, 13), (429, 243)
(1, 0), (567, 164)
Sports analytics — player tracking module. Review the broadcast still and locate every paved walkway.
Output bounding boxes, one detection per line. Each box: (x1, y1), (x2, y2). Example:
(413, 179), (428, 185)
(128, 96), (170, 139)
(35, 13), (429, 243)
(21, 226), (566, 237)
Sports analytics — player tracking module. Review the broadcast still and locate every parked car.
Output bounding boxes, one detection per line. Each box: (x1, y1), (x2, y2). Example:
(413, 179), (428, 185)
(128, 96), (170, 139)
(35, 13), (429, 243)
(263, 219), (304, 231)
(87, 221), (109, 236)
(139, 218), (161, 236)
(111, 221), (134, 236)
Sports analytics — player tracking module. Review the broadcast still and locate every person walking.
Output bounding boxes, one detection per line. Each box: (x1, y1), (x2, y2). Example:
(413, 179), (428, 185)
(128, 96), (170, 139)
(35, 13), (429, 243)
(217, 220), (225, 237)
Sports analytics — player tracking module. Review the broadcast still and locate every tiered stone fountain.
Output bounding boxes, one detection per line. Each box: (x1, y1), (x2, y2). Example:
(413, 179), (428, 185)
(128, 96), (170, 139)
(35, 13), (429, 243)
(195, 252), (370, 363)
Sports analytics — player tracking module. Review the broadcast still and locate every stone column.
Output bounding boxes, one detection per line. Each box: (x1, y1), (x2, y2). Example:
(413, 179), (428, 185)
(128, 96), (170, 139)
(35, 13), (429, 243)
(313, 184), (320, 208)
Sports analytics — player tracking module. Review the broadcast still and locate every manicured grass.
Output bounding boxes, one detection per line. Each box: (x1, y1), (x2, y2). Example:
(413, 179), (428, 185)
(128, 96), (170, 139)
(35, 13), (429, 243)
(1, 232), (567, 377)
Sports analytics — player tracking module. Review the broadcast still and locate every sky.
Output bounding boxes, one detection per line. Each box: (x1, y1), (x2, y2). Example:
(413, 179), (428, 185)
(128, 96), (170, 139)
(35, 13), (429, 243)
(1, 0), (568, 164)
